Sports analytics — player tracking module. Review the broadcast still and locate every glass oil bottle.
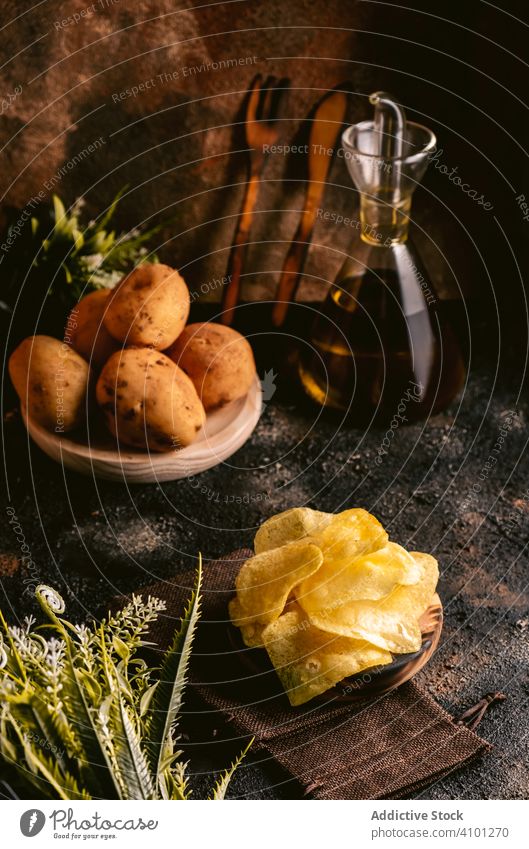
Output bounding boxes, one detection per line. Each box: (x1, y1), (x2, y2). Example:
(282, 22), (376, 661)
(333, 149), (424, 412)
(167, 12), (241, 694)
(298, 92), (465, 423)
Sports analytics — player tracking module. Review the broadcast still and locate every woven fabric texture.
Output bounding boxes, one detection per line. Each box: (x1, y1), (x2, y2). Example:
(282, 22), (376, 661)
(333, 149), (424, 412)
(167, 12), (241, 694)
(136, 549), (490, 799)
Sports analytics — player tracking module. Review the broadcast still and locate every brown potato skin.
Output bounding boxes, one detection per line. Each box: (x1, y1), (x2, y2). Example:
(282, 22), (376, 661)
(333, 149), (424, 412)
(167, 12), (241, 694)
(104, 263), (190, 349)
(9, 335), (91, 432)
(67, 290), (120, 369)
(96, 348), (205, 452)
(166, 322), (256, 411)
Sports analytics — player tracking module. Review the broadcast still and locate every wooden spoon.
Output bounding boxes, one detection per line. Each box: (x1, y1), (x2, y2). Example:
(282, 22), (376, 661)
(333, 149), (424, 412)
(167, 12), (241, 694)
(272, 88), (348, 327)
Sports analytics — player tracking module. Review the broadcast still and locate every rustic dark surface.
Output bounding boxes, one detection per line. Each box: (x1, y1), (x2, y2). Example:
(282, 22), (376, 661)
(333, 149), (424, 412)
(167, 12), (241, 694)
(1, 344), (528, 799)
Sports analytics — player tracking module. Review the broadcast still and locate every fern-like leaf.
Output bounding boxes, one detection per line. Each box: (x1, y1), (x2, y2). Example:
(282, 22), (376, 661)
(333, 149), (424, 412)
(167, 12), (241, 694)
(30, 749), (90, 801)
(9, 697), (69, 775)
(146, 561), (202, 784)
(120, 700), (155, 798)
(99, 629), (155, 800)
(7, 716), (88, 800)
(61, 648), (123, 798)
(35, 588), (121, 799)
(0, 577), (250, 800)
(209, 739), (253, 800)
(165, 760), (190, 800)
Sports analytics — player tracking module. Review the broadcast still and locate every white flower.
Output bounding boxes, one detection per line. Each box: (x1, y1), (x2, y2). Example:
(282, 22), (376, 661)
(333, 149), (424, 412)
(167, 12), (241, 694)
(81, 253), (104, 271)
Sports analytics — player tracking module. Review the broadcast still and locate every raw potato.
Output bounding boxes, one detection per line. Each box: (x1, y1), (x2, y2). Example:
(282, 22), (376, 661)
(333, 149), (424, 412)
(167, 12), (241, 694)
(9, 335), (91, 432)
(67, 290), (120, 369)
(96, 347), (205, 452)
(166, 322), (256, 410)
(104, 263), (190, 349)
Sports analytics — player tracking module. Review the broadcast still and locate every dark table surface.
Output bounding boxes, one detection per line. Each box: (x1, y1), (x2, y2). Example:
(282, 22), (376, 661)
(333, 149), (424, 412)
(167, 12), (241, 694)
(1, 345), (528, 800)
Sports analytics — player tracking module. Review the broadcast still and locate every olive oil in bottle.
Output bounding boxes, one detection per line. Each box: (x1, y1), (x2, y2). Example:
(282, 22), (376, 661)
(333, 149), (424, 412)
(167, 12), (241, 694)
(298, 92), (465, 422)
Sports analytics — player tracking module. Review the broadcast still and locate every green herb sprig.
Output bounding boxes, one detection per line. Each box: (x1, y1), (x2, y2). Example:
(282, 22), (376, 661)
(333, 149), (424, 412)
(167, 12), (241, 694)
(1, 189), (166, 316)
(0, 563), (250, 800)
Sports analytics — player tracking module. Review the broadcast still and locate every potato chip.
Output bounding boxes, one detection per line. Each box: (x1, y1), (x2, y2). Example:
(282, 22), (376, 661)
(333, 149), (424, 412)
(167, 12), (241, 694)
(228, 598), (264, 647)
(305, 552), (439, 654)
(314, 520), (387, 567)
(297, 541), (421, 615)
(230, 596), (301, 648)
(231, 541), (323, 628)
(254, 507), (331, 554)
(231, 503), (441, 705)
(262, 604), (392, 706)
(240, 621), (266, 648)
(331, 508), (389, 552)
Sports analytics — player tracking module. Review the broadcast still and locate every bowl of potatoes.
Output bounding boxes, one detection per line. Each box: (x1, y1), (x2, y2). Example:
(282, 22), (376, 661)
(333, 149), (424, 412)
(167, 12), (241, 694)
(9, 263), (262, 482)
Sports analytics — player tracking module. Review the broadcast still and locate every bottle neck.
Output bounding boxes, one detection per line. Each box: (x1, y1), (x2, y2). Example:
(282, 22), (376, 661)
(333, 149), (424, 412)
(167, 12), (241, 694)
(359, 193), (411, 246)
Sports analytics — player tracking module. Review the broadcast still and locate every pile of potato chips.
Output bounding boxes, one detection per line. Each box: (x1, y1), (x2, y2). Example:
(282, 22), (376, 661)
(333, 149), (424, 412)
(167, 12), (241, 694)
(229, 507), (439, 706)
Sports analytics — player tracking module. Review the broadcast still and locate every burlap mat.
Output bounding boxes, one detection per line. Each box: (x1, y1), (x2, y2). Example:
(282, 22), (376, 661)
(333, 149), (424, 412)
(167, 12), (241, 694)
(133, 549), (491, 799)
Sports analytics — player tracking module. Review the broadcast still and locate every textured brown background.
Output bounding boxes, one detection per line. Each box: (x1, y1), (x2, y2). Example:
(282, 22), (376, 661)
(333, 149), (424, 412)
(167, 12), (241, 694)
(2, 0), (525, 317)
(1, 0), (361, 302)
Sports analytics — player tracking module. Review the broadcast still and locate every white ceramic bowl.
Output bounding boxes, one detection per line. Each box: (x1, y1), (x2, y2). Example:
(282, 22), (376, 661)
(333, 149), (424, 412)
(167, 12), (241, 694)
(22, 375), (262, 483)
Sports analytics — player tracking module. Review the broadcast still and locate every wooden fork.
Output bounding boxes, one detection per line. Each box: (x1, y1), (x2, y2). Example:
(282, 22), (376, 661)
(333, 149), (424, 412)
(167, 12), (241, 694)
(221, 74), (290, 325)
